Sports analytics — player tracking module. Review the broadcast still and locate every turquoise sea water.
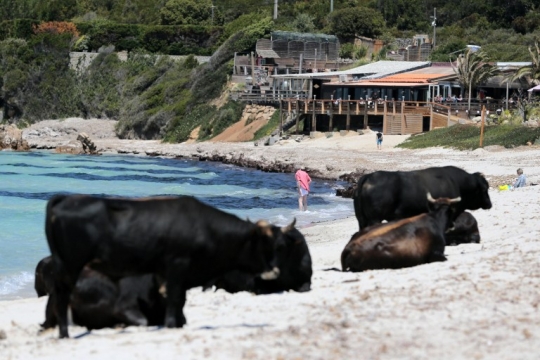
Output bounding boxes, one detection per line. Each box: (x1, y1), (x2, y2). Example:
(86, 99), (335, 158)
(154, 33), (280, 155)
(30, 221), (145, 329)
(0, 150), (353, 300)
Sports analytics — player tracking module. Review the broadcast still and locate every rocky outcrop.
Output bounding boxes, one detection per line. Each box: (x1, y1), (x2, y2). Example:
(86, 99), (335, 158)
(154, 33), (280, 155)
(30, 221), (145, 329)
(77, 132), (98, 154)
(55, 140), (84, 154)
(55, 132), (99, 155)
(0, 124), (30, 151)
(335, 169), (371, 198)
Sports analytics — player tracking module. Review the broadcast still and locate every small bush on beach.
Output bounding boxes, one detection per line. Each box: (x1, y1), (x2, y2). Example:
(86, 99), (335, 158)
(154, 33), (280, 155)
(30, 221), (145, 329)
(398, 124), (540, 150)
(253, 109), (280, 141)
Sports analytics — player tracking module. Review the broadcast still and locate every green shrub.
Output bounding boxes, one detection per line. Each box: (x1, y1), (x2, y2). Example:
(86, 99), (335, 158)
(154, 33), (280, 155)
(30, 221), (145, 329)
(117, 56), (195, 139)
(253, 109), (280, 140)
(210, 100), (244, 138)
(164, 103), (216, 142)
(0, 19), (38, 40)
(398, 124), (540, 150)
(74, 21), (222, 55)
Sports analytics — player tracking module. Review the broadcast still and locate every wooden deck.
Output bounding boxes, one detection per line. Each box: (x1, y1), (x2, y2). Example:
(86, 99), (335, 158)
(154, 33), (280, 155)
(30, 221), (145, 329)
(277, 99), (473, 135)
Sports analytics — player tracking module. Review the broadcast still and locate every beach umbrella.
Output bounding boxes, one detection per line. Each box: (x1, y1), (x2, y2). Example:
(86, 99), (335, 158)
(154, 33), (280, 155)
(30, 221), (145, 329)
(527, 84), (540, 92)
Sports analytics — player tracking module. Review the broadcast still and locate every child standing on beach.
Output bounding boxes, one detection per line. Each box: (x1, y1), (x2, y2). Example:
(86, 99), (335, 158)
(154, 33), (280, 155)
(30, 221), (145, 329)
(376, 131), (383, 150)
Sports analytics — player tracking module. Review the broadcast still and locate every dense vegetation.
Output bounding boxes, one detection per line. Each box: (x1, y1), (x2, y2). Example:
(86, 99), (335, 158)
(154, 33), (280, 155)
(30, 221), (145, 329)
(398, 124), (540, 150)
(0, 0), (539, 141)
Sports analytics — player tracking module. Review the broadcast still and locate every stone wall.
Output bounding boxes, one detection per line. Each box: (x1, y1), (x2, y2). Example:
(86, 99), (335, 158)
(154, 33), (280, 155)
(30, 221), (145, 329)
(242, 104), (276, 125)
(69, 52), (211, 71)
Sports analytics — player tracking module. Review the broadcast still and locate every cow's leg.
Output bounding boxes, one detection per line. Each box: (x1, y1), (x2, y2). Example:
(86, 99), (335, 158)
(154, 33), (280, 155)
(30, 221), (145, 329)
(54, 281), (71, 338)
(165, 286), (187, 328)
(51, 259), (76, 338)
(114, 278), (148, 327)
(40, 294), (58, 329)
(428, 235), (447, 263)
(164, 258), (190, 328)
(114, 298), (147, 327)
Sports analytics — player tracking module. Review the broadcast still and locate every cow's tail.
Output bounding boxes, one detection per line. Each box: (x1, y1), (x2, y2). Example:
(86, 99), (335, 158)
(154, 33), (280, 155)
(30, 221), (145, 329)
(44, 194), (73, 284)
(322, 267), (342, 272)
(45, 195), (67, 256)
(353, 175), (371, 230)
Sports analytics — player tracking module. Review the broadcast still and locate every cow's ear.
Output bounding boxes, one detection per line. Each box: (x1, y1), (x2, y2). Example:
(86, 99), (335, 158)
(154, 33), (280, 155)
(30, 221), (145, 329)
(255, 220), (273, 238)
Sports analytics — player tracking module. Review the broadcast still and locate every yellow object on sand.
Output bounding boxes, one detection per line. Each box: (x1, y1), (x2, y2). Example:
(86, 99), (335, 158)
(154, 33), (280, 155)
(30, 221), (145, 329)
(498, 184), (509, 191)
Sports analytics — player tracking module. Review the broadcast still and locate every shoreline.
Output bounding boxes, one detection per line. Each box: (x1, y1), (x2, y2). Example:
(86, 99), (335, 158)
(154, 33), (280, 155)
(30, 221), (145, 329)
(21, 118), (540, 186)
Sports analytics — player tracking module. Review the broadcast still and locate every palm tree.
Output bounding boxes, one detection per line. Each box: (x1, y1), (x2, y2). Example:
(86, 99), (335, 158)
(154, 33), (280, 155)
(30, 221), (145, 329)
(507, 42), (540, 86)
(502, 42), (540, 122)
(451, 50), (499, 111)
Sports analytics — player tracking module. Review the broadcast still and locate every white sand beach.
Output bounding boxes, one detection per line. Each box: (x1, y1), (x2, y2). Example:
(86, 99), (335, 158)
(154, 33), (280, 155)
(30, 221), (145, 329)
(1, 118), (539, 359)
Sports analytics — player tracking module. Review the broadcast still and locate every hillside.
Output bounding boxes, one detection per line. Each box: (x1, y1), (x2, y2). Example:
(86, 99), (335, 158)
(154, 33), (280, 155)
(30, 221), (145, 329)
(0, 0), (539, 142)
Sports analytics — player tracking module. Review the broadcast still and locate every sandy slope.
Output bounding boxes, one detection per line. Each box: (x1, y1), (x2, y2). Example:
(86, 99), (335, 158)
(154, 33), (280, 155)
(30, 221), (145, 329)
(1, 118), (538, 359)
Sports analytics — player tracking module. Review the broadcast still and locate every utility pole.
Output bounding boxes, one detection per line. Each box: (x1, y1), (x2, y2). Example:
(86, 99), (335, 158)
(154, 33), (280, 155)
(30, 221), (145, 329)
(211, 4), (216, 25)
(274, 0), (278, 20)
(330, 0), (333, 13)
(430, 8), (437, 48)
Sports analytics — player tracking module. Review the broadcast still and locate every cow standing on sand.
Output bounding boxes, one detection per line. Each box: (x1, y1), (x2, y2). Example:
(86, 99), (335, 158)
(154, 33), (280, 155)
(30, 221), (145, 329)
(36, 256), (165, 330)
(205, 220), (313, 294)
(353, 166), (492, 230)
(45, 194), (291, 338)
(342, 194), (461, 272)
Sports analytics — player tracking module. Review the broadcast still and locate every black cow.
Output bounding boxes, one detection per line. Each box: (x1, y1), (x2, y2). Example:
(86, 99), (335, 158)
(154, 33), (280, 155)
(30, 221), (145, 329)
(205, 220), (312, 294)
(444, 211), (481, 245)
(342, 194), (460, 272)
(35, 256), (165, 330)
(45, 194), (285, 338)
(353, 166), (491, 230)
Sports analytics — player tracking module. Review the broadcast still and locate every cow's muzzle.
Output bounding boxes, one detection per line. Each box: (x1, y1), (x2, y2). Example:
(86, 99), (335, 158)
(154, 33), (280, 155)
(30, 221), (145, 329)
(260, 267), (280, 280)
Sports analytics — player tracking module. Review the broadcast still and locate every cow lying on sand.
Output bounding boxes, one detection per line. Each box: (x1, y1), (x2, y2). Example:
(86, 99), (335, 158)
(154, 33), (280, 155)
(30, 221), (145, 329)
(353, 166), (491, 230)
(342, 194), (460, 272)
(204, 219), (312, 294)
(36, 256), (165, 330)
(46, 194), (290, 338)
(444, 211), (481, 245)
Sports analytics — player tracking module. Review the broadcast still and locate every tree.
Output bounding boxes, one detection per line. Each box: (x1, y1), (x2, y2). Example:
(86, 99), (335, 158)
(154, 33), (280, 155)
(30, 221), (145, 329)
(504, 42), (540, 122)
(291, 13), (315, 33)
(328, 6), (385, 42)
(160, 0), (217, 26)
(508, 42), (540, 86)
(451, 50), (499, 111)
(33, 22), (80, 37)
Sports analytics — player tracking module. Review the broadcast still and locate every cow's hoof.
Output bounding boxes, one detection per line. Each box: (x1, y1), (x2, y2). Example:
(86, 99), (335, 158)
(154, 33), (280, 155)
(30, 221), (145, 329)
(430, 252), (447, 262)
(122, 310), (148, 327)
(295, 282), (311, 293)
(39, 321), (54, 330)
(165, 316), (186, 328)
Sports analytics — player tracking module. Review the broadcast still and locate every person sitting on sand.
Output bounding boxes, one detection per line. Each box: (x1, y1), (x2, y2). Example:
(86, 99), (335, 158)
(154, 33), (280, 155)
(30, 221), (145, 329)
(513, 168), (527, 188)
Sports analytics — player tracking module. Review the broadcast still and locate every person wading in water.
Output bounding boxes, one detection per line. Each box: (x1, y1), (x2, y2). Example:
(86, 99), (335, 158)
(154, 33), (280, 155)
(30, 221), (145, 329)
(295, 167), (312, 211)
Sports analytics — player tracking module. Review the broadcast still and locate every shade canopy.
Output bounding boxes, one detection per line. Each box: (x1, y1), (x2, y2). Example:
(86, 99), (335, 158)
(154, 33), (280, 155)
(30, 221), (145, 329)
(527, 84), (540, 92)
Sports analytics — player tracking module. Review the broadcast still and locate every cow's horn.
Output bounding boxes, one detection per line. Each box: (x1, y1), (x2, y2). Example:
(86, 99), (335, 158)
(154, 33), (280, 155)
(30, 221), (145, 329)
(260, 267), (280, 280)
(159, 283), (167, 298)
(256, 220), (273, 237)
(281, 218), (297, 233)
(427, 192), (435, 203)
(448, 196), (461, 204)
